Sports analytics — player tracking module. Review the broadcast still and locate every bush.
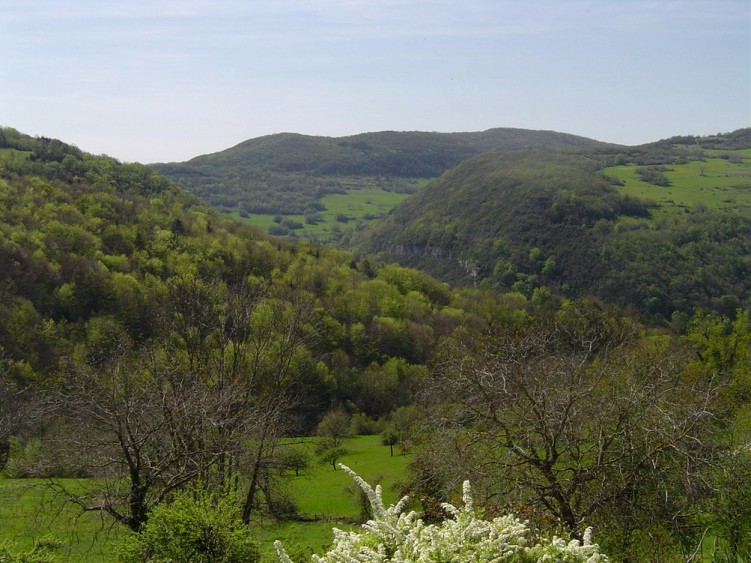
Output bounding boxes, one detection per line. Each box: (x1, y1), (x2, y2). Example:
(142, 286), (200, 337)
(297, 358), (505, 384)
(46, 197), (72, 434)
(268, 225), (289, 236)
(0, 536), (62, 563)
(275, 466), (608, 562)
(117, 490), (259, 562)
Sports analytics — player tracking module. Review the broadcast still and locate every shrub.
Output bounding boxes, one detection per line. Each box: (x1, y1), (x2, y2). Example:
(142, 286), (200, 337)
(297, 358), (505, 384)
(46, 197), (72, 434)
(275, 465), (608, 562)
(0, 536), (62, 563)
(117, 490), (259, 562)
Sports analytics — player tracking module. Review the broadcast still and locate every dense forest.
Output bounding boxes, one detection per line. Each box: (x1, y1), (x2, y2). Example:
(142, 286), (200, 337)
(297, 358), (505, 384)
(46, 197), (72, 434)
(0, 127), (749, 561)
(151, 128), (601, 215)
(353, 130), (751, 319)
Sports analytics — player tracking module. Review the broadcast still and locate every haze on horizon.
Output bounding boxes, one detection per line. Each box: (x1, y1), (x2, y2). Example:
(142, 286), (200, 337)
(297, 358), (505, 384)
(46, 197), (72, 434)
(2, 0), (749, 164)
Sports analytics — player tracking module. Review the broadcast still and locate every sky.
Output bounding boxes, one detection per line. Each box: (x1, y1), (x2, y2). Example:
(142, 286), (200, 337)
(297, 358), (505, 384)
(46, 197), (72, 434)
(2, 0), (750, 163)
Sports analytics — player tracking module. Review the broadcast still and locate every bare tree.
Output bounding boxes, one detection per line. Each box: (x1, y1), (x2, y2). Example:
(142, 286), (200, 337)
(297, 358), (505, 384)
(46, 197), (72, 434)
(50, 348), (234, 530)
(48, 276), (316, 531)
(415, 320), (724, 550)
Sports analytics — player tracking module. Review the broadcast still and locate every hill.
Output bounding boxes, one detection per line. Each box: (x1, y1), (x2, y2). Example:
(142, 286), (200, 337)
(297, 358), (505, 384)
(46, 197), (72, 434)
(352, 129), (751, 317)
(1, 128), (748, 561)
(0, 126), (461, 424)
(151, 128), (604, 239)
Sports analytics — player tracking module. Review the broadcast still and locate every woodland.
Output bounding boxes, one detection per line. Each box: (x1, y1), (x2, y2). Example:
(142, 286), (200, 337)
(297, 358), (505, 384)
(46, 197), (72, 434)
(0, 126), (749, 561)
(151, 128), (599, 216)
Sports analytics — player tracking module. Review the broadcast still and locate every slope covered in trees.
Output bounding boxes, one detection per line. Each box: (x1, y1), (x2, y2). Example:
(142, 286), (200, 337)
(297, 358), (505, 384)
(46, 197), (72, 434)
(151, 128), (602, 217)
(1, 128), (749, 561)
(353, 129), (751, 318)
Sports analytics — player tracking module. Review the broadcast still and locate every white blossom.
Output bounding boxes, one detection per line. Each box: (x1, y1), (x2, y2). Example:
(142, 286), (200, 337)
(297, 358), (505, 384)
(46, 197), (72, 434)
(275, 465), (609, 562)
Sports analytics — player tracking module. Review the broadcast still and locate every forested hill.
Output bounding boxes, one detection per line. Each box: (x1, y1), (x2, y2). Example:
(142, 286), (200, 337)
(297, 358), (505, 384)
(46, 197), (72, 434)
(352, 129), (751, 318)
(151, 128), (602, 215)
(0, 126), (470, 427)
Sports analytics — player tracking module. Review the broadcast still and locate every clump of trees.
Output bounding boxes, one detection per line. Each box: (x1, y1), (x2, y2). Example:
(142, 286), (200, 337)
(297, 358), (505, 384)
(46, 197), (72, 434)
(409, 304), (751, 561)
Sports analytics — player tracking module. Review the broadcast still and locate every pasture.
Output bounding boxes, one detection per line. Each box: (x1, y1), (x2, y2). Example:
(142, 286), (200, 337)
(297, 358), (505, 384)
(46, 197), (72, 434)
(233, 185), (414, 242)
(0, 435), (410, 562)
(604, 149), (751, 219)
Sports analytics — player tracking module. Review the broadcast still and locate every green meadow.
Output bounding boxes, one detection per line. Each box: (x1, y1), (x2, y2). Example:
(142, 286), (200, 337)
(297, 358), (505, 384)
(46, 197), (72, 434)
(0, 148), (32, 164)
(0, 478), (124, 561)
(605, 149), (751, 219)
(233, 186), (414, 242)
(0, 435), (410, 562)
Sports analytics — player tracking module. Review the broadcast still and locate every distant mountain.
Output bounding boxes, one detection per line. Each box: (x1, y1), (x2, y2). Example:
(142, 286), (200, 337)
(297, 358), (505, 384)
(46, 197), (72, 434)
(352, 129), (751, 317)
(151, 128), (605, 216)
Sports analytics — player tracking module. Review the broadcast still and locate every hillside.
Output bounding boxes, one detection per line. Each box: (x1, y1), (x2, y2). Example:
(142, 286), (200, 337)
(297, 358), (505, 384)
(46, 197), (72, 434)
(1, 128), (749, 561)
(151, 128), (604, 238)
(0, 127), (461, 422)
(352, 129), (751, 317)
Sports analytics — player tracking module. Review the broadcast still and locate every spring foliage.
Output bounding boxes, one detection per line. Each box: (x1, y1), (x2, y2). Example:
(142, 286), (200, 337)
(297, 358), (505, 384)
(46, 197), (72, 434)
(275, 465), (607, 562)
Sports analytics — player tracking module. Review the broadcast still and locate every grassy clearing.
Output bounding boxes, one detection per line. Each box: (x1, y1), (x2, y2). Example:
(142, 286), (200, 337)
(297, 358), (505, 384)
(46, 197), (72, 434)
(605, 150), (751, 220)
(0, 435), (409, 562)
(287, 435), (410, 520)
(0, 148), (32, 163)
(258, 435), (410, 560)
(233, 186), (414, 242)
(0, 478), (123, 562)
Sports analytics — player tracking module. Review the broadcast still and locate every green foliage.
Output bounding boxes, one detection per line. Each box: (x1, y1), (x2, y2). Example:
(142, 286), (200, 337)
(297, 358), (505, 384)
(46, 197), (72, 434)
(116, 490), (259, 562)
(0, 536), (62, 563)
(276, 466), (609, 562)
(354, 132), (751, 318)
(152, 129), (598, 220)
(635, 166), (671, 186)
(316, 410), (352, 469)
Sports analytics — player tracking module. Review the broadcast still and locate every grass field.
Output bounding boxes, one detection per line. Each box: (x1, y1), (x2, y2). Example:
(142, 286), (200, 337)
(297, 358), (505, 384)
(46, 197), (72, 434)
(0, 435), (409, 562)
(0, 478), (124, 561)
(232, 186), (415, 242)
(0, 148), (32, 163)
(604, 149), (751, 220)
(287, 435), (410, 519)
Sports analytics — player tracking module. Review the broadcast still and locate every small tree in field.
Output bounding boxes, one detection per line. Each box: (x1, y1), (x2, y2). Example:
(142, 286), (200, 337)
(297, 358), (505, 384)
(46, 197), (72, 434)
(315, 409), (351, 470)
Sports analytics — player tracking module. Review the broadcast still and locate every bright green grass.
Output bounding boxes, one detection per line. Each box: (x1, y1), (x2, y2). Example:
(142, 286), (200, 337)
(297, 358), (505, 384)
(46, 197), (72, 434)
(605, 150), (751, 220)
(286, 435), (410, 520)
(0, 478), (124, 562)
(253, 521), (352, 561)
(233, 187), (413, 242)
(0, 148), (32, 163)
(0, 436), (409, 562)
(255, 435), (410, 561)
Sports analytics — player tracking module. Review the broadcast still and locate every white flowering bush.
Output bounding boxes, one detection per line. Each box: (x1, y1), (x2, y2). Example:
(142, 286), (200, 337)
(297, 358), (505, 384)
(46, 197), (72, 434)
(275, 465), (607, 562)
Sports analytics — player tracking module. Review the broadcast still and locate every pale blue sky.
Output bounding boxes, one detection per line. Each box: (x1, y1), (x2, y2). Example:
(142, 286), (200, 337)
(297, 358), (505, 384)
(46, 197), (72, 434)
(2, 0), (749, 163)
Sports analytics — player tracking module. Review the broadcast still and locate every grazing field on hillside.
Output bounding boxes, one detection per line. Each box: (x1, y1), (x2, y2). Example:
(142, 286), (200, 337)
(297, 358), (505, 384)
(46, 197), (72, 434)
(605, 149), (751, 218)
(0, 435), (410, 562)
(234, 186), (413, 242)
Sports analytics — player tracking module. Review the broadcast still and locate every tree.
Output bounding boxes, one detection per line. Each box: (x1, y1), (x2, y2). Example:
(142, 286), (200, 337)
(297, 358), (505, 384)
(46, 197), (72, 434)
(276, 445), (310, 477)
(382, 405), (420, 456)
(48, 276), (314, 531)
(413, 319), (727, 559)
(315, 409), (351, 470)
(49, 347), (238, 531)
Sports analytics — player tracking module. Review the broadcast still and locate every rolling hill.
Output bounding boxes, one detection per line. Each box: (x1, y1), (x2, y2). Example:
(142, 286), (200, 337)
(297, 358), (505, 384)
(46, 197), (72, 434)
(352, 129), (751, 317)
(151, 128), (605, 237)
